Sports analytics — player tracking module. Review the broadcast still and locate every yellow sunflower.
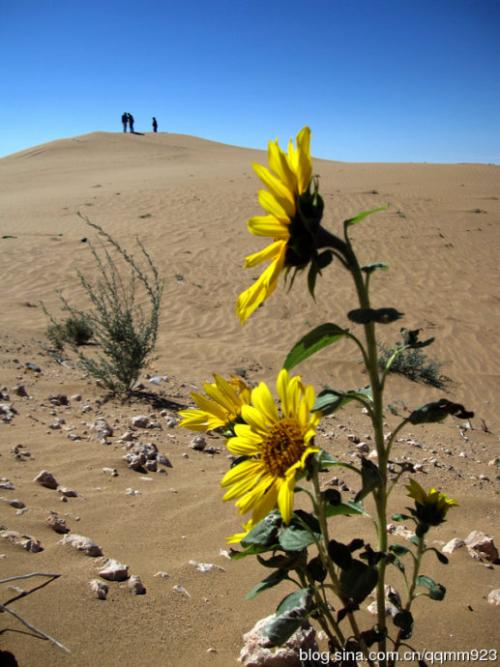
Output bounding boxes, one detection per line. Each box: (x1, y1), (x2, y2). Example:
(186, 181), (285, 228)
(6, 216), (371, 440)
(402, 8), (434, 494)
(178, 374), (251, 432)
(221, 368), (320, 528)
(406, 479), (458, 526)
(236, 126), (314, 324)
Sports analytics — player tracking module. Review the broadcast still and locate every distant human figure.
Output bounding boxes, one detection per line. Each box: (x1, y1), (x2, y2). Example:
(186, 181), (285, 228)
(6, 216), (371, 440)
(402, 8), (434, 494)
(121, 112), (128, 133)
(152, 117), (158, 133)
(128, 113), (135, 133)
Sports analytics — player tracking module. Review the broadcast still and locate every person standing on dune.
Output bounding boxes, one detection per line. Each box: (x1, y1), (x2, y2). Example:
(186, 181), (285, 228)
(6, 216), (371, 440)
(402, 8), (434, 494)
(121, 112), (128, 132)
(152, 117), (158, 133)
(128, 113), (135, 133)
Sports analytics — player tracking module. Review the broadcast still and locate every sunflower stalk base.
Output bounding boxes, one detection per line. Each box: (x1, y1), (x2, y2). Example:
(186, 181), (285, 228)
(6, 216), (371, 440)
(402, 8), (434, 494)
(180, 126), (472, 666)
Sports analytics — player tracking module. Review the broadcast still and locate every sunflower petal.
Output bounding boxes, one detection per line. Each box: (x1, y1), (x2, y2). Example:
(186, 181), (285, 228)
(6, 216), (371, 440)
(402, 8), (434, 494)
(247, 215), (290, 240)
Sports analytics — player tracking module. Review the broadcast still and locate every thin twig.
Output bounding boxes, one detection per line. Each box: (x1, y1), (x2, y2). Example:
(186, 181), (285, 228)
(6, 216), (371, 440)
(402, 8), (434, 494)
(0, 604), (70, 654)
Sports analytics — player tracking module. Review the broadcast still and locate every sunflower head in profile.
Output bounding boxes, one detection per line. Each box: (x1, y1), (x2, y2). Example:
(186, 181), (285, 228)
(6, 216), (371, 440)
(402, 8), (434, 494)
(221, 368), (320, 532)
(236, 126), (328, 324)
(178, 374), (251, 434)
(406, 479), (458, 528)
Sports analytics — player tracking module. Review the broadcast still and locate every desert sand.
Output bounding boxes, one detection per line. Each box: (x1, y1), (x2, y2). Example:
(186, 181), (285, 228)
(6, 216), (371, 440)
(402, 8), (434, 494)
(0, 131), (499, 666)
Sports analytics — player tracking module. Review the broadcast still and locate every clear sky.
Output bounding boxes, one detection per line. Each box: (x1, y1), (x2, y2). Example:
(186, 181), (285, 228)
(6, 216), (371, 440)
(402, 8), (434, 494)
(1, 0), (499, 162)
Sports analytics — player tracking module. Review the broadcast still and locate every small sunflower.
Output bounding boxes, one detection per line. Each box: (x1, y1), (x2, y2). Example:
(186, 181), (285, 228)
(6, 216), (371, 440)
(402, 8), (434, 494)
(178, 374), (251, 433)
(221, 368), (320, 528)
(237, 126), (323, 324)
(406, 479), (458, 526)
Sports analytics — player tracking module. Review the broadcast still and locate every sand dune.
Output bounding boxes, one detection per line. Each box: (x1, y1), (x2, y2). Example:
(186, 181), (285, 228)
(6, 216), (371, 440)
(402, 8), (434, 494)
(0, 132), (499, 666)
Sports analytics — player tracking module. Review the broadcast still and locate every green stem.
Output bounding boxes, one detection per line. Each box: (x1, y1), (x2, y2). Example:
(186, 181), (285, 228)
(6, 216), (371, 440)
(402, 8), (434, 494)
(342, 237), (389, 665)
(311, 464), (375, 667)
(393, 534), (425, 655)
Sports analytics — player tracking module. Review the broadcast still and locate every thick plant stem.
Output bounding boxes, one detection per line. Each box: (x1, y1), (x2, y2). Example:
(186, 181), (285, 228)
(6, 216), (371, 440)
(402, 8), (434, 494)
(311, 466), (375, 667)
(343, 241), (389, 665)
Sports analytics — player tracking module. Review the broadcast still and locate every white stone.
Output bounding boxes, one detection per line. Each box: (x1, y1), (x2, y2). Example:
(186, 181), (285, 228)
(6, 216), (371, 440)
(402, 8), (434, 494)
(99, 558), (129, 581)
(442, 538), (465, 554)
(367, 585), (401, 618)
(128, 575), (146, 594)
(189, 560), (225, 573)
(59, 533), (103, 557)
(0, 530), (43, 552)
(487, 589), (500, 606)
(89, 579), (109, 599)
(239, 615), (318, 666)
(172, 584), (191, 597)
(465, 531), (499, 562)
(130, 415), (151, 429)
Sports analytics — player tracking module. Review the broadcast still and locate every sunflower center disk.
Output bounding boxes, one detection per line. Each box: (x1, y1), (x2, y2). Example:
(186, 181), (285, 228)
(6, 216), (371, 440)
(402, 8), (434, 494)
(261, 419), (305, 478)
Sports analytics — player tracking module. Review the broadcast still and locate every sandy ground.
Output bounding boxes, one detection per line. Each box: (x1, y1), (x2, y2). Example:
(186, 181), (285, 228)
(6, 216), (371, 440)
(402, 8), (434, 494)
(0, 132), (499, 666)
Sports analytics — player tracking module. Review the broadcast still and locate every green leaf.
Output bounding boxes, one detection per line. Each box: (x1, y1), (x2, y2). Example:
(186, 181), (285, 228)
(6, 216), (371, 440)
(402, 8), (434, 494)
(416, 575), (446, 600)
(230, 543), (278, 560)
(344, 206), (387, 227)
(389, 544), (411, 557)
(245, 569), (289, 600)
(307, 556), (326, 582)
(340, 559), (378, 604)
(278, 510), (321, 551)
(263, 588), (313, 646)
(313, 386), (372, 416)
(392, 513), (412, 522)
(315, 449), (363, 473)
(284, 323), (349, 371)
(348, 307), (404, 325)
(355, 459), (383, 502)
(426, 547), (449, 565)
(361, 262), (389, 274)
(256, 552), (304, 570)
(278, 524), (318, 551)
(241, 511), (282, 548)
(393, 610), (414, 639)
(409, 399), (474, 425)
(324, 500), (367, 518)
(276, 587), (312, 615)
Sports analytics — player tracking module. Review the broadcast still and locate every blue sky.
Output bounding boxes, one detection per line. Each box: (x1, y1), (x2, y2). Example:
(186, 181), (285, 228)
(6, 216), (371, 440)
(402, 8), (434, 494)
(1, 0), (499, 162)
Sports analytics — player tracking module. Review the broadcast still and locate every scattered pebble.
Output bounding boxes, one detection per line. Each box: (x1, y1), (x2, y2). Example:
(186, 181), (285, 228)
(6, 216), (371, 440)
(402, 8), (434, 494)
(34, 470), (59, 490)
(189, 560), (225, 573)
(190, 435), (206, 451)
(59, 533), (103, 557)
(172, 584), (191, 598)
(128, 575), (146, 595)
(0, 529), (43, 553)
(99, 558), (129, 581)
(465, 531), (499, 562)
(89, 579), (109, 600)
(442, 538), (465, 554)
(487, 589), (500, 607)
(47, 511), (70, 534)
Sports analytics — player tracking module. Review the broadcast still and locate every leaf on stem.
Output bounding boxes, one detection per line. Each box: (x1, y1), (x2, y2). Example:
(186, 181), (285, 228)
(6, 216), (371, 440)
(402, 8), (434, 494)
(416, 575), (446, 600)
(393, 610), (414, 639)
(409, 399), (474, 425)
(355, 459), (383, 502)
(425, 547), (449, 565)
(313, 386), (372, 416)
(324, 500), (367, 518)
(307, 556), (327, 583)
(284, 323), (349, 371)
(344, 206), (388, 228)
(339, 559), (378, 604)
(245, 569), (289, 599)
(348, 307), (404, 325)
(263, 587), (313, 646)
(241, 511), (282, 548)
(361, 262), (389, 274)
(389, 544), (411, 557)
